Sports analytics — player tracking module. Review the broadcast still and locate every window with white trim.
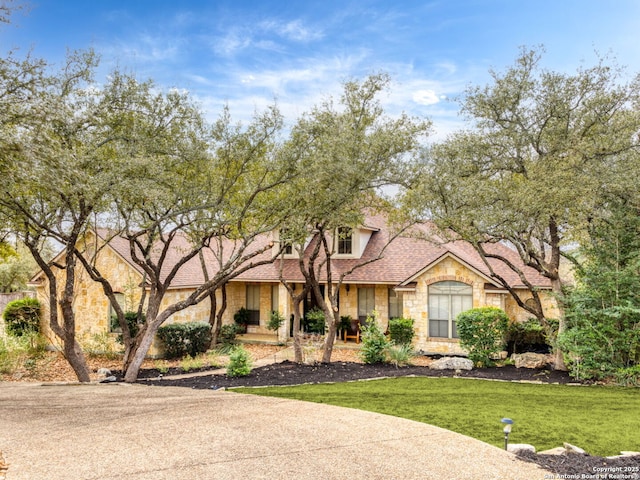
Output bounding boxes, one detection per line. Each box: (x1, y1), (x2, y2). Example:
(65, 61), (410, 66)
(337, 227), (353, 254)
(388, 288), (403, 319)
(358, 287), (375, 323)
(271, 284), (279, 312)
(246, 285), (261, 325)
(428, 281), (472, 338)
(279, 229), (293, 255)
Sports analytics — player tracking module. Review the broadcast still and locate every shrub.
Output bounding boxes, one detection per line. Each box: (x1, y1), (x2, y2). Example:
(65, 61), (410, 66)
(267, 311), (285, 333)
(110, 311), (145, 344)
(385, 343), (414, 368)
(218, 323), (241, 352)
(506, 318), (549, 354)
(614, 365), (640, 387)
(157, 322), (211, 359)
(180, 355), (204, 372)
(81, 331), (119, 359)
(359, 317), (389, 364)
(233, 307), (250, 332)
(226, 346), (253, 377)
(3, 297), (40, 336)
(304, 307), (325, 334)
(153, 360), (170, 374)
(0, 332), (46, 375)
(338, 315), (352, 333)
(558, 304), (640, 381)
(388, 317), (415, 345)
(457, 307), (509, 367)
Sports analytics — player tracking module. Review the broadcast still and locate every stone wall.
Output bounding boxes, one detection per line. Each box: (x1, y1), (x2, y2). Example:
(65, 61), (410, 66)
(402, 256), (488, 354)
(36, 240), (145, 350)
(33, 236), (560, 357)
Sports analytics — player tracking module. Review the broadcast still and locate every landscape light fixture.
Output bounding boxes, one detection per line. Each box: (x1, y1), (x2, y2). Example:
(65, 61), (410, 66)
(501, 418), (514, 450)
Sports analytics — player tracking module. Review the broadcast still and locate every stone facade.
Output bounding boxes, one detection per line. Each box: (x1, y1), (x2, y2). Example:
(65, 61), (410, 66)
(34, 235), (558, 358)
(35, 238), (145, 351)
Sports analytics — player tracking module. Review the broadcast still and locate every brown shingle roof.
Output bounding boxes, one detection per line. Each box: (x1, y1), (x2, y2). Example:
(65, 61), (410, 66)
(98, 215), (551, 290)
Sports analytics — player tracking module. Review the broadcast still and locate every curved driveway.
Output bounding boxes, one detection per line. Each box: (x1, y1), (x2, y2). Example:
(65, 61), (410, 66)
(0, 382), (545, 479)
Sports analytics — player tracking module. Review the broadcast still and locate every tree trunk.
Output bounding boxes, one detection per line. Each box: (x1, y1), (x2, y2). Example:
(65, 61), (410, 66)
(209, 285), (227, 348)
(123, 295), (163, 382)
(59, 253), (91, 382)
(63, 337), (91, 382)
(321, 307), (339, 363)
(548, 219), (567, 371)
(292, 294), (304, 363)
(550, 276), (567, 371)
(124, 324), (158, 382)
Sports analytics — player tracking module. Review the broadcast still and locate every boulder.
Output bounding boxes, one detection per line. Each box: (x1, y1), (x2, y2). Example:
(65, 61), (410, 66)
(607, 451), (640, 459)
(563, 442), (587, 455)
(511, 352), (550, 369)
(429, 357), (473, 371)
(507, 444), (536, 454)
(97, 368), (112, 377)
(538, 447), (566, 455)
(620, 451), (640, 457)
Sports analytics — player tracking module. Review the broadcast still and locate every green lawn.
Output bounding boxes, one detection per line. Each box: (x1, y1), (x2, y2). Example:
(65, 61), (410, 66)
(235, 377), (640, 456)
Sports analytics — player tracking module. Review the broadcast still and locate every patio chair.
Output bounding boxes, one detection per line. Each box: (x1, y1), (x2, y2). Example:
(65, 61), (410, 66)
(343, 318), (361, 344)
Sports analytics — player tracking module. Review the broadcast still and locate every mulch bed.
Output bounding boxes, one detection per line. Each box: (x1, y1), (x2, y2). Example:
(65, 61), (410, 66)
(137, 360), (575, 387)
(517, 450), (640, 477)
(137, 361), (639, 476)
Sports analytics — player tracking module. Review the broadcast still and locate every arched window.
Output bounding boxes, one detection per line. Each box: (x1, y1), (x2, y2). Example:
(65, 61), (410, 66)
(428, 281), (472, 338)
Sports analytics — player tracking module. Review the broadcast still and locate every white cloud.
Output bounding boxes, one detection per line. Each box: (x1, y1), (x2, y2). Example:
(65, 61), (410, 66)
(259, 19), (323, 42)
(212, 31), (251, 56)
(412, 89), (441, 105)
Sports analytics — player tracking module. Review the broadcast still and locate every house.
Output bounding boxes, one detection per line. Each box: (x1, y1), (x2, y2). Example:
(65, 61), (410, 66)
(30, 214), (557, 356)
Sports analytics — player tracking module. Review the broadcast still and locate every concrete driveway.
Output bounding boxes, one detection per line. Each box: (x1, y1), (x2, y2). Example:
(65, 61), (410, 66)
(0, 382), (546, 480)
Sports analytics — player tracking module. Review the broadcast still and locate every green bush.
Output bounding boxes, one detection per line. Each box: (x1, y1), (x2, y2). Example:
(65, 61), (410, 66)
(3, 297), (41, 336)
(388, 317), (415, 345)
(558, 305), (640, 381)
(226, 346), (253, 377)
(218, 323), (241, 349)
(359, 318), (389, 364)
(506, 318), (549, 353)
(81, 331), (119, 359)
(233, 307), (250, 332)
(385, 343), (414, 368)
(614, 365), (640, 387)
(157, 322), (212, 359)
(457, 307), (509, 367)
(0, 332), (46, 375)
(267, 310), (285, 332)
(110, 311), (145, 344)
(304, 307), (325, 334)
(338, 315), (352, 333)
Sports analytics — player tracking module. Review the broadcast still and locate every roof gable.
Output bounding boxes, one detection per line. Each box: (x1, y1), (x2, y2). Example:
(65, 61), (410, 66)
(399, 251), (502, 287)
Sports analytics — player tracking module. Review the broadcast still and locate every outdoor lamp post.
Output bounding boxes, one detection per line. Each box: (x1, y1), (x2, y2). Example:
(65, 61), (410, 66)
(501, 418), (513, 450)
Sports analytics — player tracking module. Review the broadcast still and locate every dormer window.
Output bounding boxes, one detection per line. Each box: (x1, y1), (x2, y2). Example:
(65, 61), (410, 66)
(337, 227), (353, 254)
(279, 229), (293, 255)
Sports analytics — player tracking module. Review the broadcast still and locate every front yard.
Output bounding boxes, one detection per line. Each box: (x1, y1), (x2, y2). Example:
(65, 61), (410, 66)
(236, 376), (640, 457)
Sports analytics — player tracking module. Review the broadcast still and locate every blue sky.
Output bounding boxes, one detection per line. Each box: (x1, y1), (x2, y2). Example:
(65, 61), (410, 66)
(3, 0), (639, 138)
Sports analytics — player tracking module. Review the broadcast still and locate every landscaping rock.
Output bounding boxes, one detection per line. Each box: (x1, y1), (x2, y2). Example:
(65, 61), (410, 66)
(563, 443), (587, 455)
(507, 444), (536, 454)
(511, 352), (549, 369)
(429, 357), (473, 371)
(538, 447), (567, 455)
(607, 451), (640, 460)
(97, 368), (112, 378)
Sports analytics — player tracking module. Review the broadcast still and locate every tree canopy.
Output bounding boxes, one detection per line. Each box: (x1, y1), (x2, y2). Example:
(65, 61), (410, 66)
(412, 48), (640, 368)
